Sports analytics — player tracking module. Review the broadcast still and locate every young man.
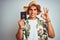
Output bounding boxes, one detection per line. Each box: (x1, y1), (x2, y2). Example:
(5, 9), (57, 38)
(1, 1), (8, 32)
(16, 1), (55, 40)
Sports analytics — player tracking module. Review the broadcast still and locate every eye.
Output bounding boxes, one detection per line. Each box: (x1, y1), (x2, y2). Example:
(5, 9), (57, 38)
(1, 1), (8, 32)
(34, 9), (37, 11)
(29, 9), (32, 11)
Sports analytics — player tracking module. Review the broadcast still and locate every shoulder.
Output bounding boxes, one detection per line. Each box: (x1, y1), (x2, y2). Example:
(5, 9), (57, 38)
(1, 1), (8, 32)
(38, 18), (45, 23)
(38, 18), (47, 27)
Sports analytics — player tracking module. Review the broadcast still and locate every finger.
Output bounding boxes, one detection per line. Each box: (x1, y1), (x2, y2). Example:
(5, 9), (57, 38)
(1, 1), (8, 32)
(43, 7), (47, 14)
(43, 7), (45, 13)
(46, 8), (49, 14)
(22, 19), (25, 22)
(41, 14), (47, 20)
(43, 7), (49, 16)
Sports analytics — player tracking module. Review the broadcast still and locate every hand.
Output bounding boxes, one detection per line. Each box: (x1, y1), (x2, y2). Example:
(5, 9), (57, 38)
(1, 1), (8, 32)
(18, 19), (25, 29)
(41, 8), (49, 20)
(17, 19), (25, 40)
(41, 8), (51, 22)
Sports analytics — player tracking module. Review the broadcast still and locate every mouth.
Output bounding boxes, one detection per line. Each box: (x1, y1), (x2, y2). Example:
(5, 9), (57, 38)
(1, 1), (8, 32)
(31, 13), (34, 16)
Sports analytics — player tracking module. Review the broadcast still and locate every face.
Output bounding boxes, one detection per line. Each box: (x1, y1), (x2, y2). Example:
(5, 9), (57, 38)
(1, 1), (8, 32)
(28, 6), (38, 18)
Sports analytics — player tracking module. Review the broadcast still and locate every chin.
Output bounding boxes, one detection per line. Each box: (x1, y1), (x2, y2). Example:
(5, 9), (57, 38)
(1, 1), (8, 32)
(31, 16), (35, 18)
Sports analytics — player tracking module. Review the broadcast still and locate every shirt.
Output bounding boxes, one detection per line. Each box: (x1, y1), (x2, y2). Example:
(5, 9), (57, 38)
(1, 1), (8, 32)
(28, 19), (38, 40)
(23, 17), (48, 40)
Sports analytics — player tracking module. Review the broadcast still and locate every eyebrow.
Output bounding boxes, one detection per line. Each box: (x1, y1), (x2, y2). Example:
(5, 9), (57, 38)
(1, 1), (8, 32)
(34, 9), (37, 10)
(29, 8), (37, 10)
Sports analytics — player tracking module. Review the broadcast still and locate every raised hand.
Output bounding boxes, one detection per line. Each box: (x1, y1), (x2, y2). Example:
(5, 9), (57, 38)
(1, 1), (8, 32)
(41, 8), (49, 20)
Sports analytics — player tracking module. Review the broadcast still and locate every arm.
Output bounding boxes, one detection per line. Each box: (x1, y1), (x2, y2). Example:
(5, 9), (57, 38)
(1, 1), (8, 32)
(46, 18), (55, 38)
(16, 20), (24, 40)
(42, 8), (55, 38)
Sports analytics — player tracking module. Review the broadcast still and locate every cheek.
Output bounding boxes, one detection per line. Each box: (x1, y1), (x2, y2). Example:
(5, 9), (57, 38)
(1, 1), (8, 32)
(29, 11), (31, 15)
(34, 11), (38, 15)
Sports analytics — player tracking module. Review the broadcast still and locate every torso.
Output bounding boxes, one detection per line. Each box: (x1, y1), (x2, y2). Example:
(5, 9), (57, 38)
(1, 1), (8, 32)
(23, 17), (48, 40)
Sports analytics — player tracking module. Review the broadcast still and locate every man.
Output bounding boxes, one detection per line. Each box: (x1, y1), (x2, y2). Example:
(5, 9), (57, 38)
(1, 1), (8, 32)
(16, 1), (55, 40)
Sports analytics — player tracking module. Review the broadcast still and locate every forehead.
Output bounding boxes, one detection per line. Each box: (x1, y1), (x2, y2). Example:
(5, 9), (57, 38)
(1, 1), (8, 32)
(30, 6), (37, 9)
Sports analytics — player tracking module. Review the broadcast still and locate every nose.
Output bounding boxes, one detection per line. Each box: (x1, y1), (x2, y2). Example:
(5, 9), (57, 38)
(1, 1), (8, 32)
(31, 10), (34, 14)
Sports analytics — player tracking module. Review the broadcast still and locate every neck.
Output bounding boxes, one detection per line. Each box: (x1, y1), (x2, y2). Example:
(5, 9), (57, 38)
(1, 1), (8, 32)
(28, 17), (37, 20)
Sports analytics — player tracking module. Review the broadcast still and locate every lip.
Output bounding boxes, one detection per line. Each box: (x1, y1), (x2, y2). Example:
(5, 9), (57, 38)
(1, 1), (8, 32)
(31, 14), (34, 16)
